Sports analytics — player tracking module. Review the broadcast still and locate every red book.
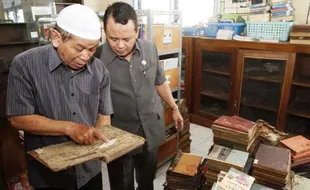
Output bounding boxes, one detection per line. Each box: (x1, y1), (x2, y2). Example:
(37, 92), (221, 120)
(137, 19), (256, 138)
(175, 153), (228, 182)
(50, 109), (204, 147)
(213, 115), (256, 133)
(280, 135), (310, 156)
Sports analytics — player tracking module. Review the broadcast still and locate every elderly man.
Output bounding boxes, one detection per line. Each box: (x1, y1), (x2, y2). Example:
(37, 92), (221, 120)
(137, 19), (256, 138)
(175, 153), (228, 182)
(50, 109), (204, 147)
(6, 4), (113, 190)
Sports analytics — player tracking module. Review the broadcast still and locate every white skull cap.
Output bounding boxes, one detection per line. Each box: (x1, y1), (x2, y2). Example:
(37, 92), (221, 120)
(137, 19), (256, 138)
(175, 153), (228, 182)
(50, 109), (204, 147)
(56, 4), (101, 40)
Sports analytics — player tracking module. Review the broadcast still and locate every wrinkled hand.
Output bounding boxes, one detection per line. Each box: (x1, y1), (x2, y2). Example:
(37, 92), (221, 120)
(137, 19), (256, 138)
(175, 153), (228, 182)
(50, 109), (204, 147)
(172, 109), (184, 131)
(65, 123), (109, 145)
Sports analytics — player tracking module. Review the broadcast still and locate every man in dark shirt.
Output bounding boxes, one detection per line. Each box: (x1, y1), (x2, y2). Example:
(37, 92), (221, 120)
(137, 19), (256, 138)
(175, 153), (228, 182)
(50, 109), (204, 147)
(0, 59), (8, 120)
(6, 4), (113, 190)
(98, 2), (184, 190)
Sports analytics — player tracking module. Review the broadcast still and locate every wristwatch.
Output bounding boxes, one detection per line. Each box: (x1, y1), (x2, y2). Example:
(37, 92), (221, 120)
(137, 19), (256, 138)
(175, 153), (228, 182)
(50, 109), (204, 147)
(171, 105), (179, 112)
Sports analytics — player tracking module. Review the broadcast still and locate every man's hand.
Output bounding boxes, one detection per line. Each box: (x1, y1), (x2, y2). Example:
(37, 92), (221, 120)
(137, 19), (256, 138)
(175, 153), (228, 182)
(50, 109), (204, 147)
(65, 123), (109, 145)
(172, 108), (184, 131)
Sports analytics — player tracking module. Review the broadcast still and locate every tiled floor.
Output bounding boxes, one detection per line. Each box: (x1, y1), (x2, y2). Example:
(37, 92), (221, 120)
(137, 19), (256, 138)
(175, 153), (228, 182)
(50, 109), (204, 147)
(102, 123), (213, 190)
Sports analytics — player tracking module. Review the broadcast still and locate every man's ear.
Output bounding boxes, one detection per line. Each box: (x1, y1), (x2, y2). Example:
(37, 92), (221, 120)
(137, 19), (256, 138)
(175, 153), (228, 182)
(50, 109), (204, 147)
(135, 26), (140, 39)
(51, 29), (62, 48)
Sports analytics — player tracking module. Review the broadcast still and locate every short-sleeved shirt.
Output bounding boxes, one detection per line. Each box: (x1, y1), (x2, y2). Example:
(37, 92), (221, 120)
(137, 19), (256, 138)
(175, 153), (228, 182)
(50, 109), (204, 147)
(98, 39), (166, 150)
(6, 44), (113, 189)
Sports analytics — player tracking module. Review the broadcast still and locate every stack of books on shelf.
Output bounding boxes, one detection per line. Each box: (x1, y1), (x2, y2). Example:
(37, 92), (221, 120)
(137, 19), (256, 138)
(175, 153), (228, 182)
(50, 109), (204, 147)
(212, 115), (259, 153)
(251, 144), (291, 189)
(211, 167), (257, 190)
(280, 135), (310, 168)
(179, 99), (191, 153)
(204, 144), (249, 188)
(249, 3), (271, 22)
(164, 152), (206, 190)
(270, 0), (294, 22)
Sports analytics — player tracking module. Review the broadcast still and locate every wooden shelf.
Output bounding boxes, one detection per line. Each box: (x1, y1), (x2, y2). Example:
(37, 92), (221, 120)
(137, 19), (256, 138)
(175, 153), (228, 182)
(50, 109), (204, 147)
(241, 102), (277, 112)
(288, 109), (310, 119)
(199, 107), (229, 118)
(203, 68), (230, 76)
(243, 75), (282, 83)
(201, 90), (229, 101)
(292, 77), (310, 88)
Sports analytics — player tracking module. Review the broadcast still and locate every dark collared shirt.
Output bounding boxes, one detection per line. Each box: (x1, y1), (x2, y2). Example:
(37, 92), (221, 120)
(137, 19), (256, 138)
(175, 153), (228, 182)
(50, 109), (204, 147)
(6, 44), (113, 189)
(98, 39), (166, 150)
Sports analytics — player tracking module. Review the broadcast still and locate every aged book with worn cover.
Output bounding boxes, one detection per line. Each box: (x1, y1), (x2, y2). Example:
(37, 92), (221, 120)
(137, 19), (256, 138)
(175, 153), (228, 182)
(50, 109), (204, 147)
(253, 144), (291, 176)
(28, 125), (145, 172)
(207, 145), (249, 172)
(213, 115), (257, 135)
(280, 135), (310, 156)
(173, 153), (202, 176)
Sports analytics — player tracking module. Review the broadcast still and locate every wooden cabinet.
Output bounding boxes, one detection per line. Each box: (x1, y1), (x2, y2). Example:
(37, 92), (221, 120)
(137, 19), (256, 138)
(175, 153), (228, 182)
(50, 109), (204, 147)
(193, 44), (236, 124)
(235, 50), (295, 129)
(187, 37), (310, 135)
(286, 53), (310, 136)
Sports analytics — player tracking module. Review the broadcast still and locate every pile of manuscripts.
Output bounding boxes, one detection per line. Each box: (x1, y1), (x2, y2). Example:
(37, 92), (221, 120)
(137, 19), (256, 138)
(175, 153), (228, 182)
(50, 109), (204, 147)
(251, 144), (292, 189)
(281, 135), (310, 168)
(204, 144), (250, 188)
(212, 116), (259, 153)
(164, 152), (206, 190)
(28, 125), (145, 171)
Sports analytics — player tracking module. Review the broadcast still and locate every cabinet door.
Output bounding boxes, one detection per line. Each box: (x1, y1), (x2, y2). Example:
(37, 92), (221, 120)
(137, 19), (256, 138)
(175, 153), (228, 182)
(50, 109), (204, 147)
(236, 50), (294, 128)
(286, 53), (310, 137)
(194, 43), (235, 120)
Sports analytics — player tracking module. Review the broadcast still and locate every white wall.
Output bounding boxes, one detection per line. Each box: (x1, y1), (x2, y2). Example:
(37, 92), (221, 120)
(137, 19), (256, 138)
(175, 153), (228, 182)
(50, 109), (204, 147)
(84, 0), (133, 12)
(292, 0), (310, 24)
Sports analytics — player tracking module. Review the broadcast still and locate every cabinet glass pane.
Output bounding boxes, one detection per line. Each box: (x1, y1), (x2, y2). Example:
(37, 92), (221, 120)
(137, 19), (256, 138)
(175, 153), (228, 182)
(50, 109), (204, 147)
(286, 54), (310, 137)
(239, 58), (286, 126)
(199, 50), (231, 116)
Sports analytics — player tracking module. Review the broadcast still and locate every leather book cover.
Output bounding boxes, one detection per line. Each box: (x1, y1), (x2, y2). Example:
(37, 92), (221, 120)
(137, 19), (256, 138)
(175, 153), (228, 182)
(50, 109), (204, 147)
(172, 153), (202, 176)
(292, 150), (310, 161)
(280, 135), (310, 155)
(28, 125), (145, 172)
(254, 144), (291, 176)
(213, 115), (256, 134)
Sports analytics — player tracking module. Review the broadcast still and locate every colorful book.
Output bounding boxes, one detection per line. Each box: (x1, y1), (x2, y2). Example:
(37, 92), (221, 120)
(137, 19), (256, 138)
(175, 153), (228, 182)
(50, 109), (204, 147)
(219, 168), (255, 190)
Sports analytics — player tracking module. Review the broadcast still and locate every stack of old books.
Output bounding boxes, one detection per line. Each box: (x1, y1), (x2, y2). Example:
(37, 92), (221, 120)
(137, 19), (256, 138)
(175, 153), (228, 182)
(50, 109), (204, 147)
(280, 135), (310, 168)
(212, 115), (259, 153)
(249, 3), (271, 22)
(179, 99), (191, 153)
(251, 144), (291, 189)
(204, 144), (249, 188)
(164, 152), (206, 190)
(270, 0), (294, 22)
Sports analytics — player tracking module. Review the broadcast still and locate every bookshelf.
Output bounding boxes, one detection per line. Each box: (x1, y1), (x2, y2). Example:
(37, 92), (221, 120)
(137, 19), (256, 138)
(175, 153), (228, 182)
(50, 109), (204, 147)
(136, 9), (183, 166)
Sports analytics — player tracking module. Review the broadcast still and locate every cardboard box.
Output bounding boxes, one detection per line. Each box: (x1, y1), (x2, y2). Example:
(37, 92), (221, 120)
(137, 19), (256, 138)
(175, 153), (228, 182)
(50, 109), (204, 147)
(154, 25), (181, 52)
(164, 68), (179, 90)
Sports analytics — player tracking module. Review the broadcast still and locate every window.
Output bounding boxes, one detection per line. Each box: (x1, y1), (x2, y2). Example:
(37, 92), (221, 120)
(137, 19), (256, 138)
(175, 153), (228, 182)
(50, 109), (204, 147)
(179, 0), (214, 27)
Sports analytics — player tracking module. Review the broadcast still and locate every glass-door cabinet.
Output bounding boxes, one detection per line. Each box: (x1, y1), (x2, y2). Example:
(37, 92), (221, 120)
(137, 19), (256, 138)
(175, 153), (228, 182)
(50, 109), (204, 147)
(194, 43), (236, 123)
(286, 53), (310, 137)
(235, 50), (295, 128)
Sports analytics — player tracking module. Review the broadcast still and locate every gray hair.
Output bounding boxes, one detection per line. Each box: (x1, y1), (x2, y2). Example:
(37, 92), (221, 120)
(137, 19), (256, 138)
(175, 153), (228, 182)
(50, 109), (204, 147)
(53, 24), (72, 41)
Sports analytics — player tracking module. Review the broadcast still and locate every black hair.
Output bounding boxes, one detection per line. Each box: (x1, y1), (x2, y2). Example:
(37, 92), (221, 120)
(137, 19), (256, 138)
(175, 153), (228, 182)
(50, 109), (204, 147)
(103, 2), (138, 31)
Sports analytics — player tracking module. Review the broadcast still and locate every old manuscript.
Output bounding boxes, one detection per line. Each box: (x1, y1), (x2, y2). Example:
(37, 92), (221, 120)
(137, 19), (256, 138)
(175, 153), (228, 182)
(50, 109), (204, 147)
(28, 125), (145, 172)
